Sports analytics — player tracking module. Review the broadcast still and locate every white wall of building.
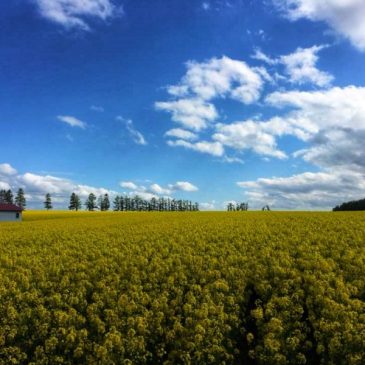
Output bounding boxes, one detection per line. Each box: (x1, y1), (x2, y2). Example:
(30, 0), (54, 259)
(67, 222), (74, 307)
(0, 212), (22, 222)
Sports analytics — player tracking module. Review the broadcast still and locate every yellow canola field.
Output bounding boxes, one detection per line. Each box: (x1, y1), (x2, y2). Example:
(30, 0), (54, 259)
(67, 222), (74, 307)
(1, 211), (365, 364)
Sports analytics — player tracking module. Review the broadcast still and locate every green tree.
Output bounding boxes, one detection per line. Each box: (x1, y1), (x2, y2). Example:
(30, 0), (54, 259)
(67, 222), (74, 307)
(85, 193), (97, 211)
(69, 193), (82, 211)
(44, 193), (52, 210)
(99, 194), (110, 211)
(15, 188), (26, 209)
(113, 196), (121, 211)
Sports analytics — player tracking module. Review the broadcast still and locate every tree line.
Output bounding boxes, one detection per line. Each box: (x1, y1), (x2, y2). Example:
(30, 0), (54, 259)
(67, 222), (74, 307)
(333, 198), (365, 211)
(84, 193), (199, 212)
(227, 202), (249, 211)
(0, 188), (26, 209)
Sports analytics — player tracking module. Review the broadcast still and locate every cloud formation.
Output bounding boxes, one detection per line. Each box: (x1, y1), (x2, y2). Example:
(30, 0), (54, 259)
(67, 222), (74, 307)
(253, 45), (333, 86)
(119, 180), (199, 199)
(34, 0), (121, 31)
(117, 117), (147, 145)
(57, 115), (87, 129)
(273, 0), (365, 51)
(237, 168), (365, 209)
(0, 163), (117, 207)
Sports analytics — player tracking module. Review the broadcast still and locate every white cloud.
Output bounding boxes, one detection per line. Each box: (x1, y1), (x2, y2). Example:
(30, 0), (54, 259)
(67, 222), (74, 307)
(200, 201), (216, 210)
(117, 117), (147, 145)
(150, 183), (171, 195)
(237, 168), (365, 209)
(156, 56), (268, 132)
(213, 120), (288, 159)
(280, 45), (333, 86)
(202, 2), (210, 10)
(170, 181), (199, 192)
(120, 181), (138, 190)
(266, 86), (365, 133)
(164, 128), (198, 141)
(0, 181), (11, 190)
(155, 98), (218, 131)
(273, 0), (365, 51)
(0, 163), (17, 176)
(221, 156), (245, 164)
(169, 56), (265, 103)
(120, 180), (199, 198)
(167, 139), (225, 157)
(91, 105), (104, 112)
(253, 45), (333, 86)
(34, 0), (121, 31)
(57, 115), (87, 129)
(0, 163), (117, 207)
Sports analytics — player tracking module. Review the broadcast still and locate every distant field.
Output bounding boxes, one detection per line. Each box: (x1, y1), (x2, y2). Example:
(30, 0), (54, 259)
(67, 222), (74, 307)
(1, 211), (365, 364)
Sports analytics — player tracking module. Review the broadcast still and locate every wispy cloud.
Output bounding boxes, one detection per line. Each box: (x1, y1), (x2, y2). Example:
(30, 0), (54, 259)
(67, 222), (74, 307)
(90, 105), (104, 112)
(34, 0), (122, 31)
(57, 115), (87, 129)
(117, 116), (147, 145)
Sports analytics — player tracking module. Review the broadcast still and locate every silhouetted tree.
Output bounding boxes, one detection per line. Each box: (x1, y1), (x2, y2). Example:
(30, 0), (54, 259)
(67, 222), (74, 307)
(44, 193), (52, 210)
(333, 198), (365, 211)
(85, 193), (97, 211)
(69, 193), (82, 211)
(15, 188), (26, 209)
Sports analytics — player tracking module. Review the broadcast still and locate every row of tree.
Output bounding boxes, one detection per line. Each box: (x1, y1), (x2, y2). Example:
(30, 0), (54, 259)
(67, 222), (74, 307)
(333, 198), (365, 211)
(45, 193), (199, 212)
(227, 202), (249, 211)
(83, 193), (199, 212)
(0, 188), (26, 209)
(0, 189), (199, 212)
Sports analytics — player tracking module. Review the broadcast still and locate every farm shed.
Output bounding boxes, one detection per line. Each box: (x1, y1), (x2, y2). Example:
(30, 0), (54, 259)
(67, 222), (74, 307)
(0, 204), (23, 222)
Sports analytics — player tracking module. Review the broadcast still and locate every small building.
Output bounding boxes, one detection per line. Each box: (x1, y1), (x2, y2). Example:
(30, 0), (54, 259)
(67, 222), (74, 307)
(0, 204), (23, 222)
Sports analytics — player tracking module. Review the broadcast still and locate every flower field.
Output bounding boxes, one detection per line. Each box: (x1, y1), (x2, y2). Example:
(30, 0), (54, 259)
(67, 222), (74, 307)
(1, 211), (365, 364)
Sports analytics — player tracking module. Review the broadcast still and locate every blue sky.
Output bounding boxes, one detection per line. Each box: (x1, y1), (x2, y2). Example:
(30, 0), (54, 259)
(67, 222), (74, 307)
(1, 0), (365, 209)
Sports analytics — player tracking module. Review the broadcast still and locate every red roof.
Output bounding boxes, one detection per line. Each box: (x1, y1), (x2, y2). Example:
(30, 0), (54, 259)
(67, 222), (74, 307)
(0, 204), (23, 212)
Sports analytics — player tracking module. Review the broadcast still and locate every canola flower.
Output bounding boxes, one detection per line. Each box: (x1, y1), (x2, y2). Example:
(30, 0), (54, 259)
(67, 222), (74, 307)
(0, 211), (365, 364)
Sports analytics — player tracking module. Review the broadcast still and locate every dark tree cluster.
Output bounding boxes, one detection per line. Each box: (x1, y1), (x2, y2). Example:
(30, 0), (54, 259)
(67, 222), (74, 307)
(0, 188), (26, 209)
(227, 202), (248, 211)
(113, 195), (199, 212)
(333, 198), (365, 211)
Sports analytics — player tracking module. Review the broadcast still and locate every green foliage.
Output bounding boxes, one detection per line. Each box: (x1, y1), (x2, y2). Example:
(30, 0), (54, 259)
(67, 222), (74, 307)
(15, 189), (26, 210)
(333, 198), (365, 211)
(0, 211), (365, 364)
(43, 193), (52, 210)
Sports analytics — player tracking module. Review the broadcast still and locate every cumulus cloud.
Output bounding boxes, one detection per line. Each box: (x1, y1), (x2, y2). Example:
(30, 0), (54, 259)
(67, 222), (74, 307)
(119, 179), (199, 198)
(167, 139), (224, 157)
(0, 162), (117, 207)
(156, 56), (268, 132)
(0, 163), (17, 176)
(171, 181), (199, 192)
(164, 128), (198, 141)
(225, 84), (365, 209)
(57, 115), (87, 129)
(155, 98), (218, 131)
(272, 0), (365, 51)
(166, 56), (265, 104)
(253, 45), (333, 86)
(213, 120), (288, 159)
(237, 168), (365, 209)
(34, 0), (121, 31)
(266, 86), (365, 133)
(200, 201), (216, 210)
(120, 181), (138, 190)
